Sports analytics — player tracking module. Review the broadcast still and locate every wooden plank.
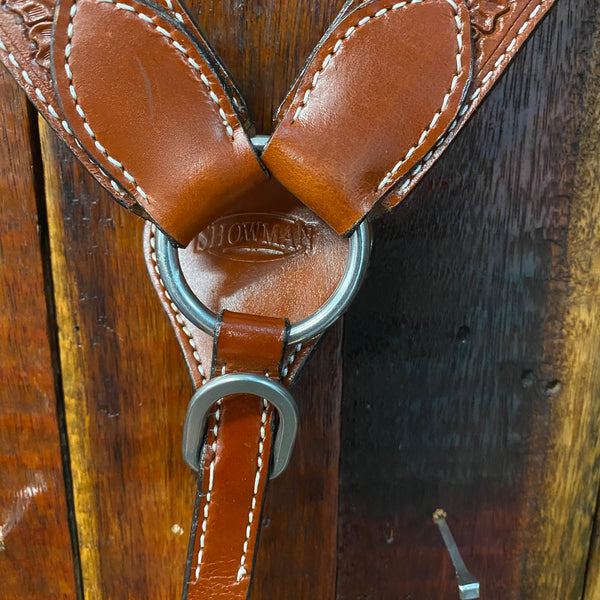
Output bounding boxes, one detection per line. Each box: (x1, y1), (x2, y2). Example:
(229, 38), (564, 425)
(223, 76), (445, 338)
(337, 0), (600, 597)
(584, 498), (600, 599)
(41, 127), (197, 599)
(40, 0), (347, 598)
(0, 69), (77, 598)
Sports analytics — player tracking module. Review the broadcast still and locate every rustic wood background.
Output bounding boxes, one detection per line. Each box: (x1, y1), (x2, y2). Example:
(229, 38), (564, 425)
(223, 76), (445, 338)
(1, 0), (600, 598)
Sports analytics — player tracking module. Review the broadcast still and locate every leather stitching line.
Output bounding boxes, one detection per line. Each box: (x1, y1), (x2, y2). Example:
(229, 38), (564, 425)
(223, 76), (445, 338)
(290, 0), (462, 125)
(0, 35), (128, 199)
(376, 0), (465, 190)
(96, 0), (235, 139)
(63, 0), (236, 208)
(236, 398), (268, 582)
(195, 397), (221, 579)
(162, 0), (184, 24)
(394, 0), (546, 198)
(149, 226), (208, 384)
(65, 1), (151, 200)
(281, 343), (302, 378)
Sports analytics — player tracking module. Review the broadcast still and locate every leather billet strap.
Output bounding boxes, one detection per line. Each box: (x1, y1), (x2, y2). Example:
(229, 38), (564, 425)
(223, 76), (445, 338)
(183, 311), (289, 600)
(143, 179), (350, 597)
(0, 0), (556, 242)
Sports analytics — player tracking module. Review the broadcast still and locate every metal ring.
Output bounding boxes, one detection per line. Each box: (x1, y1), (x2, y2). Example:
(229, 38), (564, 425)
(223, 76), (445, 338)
(182, 373), (299, 478)
(154, 218), (371, 344)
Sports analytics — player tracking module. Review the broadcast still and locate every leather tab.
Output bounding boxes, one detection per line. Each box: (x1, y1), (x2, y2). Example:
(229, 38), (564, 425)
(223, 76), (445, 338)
(51, 0), (266, 245)
(213, 311), (288, 378)
(184, 311), (288, 600)
(263, 0), (473, 235)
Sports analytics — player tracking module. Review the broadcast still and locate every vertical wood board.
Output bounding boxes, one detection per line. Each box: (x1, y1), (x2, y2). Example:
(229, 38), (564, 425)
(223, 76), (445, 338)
(0, 68), (77, 599)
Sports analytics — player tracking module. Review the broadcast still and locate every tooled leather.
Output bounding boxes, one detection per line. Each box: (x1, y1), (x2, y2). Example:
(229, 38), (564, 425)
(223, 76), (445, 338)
(0, 0), (556, 241)
(51, 0), (266, 246)
(0, 0), (139, 209)
(182, 312), (288, 600)
(262, 0), (473, 235)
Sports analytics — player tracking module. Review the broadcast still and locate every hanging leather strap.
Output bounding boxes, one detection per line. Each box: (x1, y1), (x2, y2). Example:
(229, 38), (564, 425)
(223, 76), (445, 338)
(182, 311), (288, 600)
(51, 0), (266, 246)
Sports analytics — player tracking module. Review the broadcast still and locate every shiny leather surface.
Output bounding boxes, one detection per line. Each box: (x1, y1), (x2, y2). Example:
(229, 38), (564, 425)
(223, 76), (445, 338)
(51, 0), (266, 246)
(183, 312), (287, 600)
(0, 0), (556, 241)
(143, 179), (348, 598)
(262, 0), (473, 235)
(143, 177), (349, 388)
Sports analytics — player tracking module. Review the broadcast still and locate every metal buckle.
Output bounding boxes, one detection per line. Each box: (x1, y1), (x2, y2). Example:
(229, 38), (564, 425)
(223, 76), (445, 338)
(182, 373), (298, 478)
(154, 217), (371, 344)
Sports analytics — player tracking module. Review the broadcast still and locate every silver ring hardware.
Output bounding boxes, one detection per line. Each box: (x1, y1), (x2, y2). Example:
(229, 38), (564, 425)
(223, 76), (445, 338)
(182, 373), (299, 479)
(154, 220), (372, 346)
(155, 136), (372, 344)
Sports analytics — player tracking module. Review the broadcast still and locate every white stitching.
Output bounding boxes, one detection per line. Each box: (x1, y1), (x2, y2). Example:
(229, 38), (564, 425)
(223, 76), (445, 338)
(0, 35), (125, 197)
(196, 399), (220, 576)
(65, 1), (151, 201)
(393, 0), (547, 201)
(97, 0), (234, 139)
(376, 0), (466, 190)
(290, 0), (461, 124)
(149, 226), (207, 383)
(63, 0), (235, 204)
(236, 398), (268, 582)
(195, 397), (220, 578)
(281, 343), (302, 378)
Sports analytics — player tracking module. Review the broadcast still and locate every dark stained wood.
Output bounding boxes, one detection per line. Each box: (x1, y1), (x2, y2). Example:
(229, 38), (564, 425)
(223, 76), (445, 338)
(0, 68), (77, 598)
(38, 0), (347, 598)
(190, 0), (349, 132)
(338, 0), (600, 598)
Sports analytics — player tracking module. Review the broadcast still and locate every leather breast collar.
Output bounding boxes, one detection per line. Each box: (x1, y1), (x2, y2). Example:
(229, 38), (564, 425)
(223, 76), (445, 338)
(0, 0), (557, 596)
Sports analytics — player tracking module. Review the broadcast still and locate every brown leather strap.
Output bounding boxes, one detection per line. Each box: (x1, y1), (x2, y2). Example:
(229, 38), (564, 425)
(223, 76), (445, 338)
(183, 311), (288, 600)
(263, 0), (473, 235)
(0, 0), (556, 242)
(0, 0), (260, 235)
(51, 0), (266, 246)
(142, 179), (349, 598)
(263, 0), (557, 235)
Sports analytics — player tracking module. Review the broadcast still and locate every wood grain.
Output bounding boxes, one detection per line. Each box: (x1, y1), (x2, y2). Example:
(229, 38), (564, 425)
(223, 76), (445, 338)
(338, 0), (600, 598)
(4, 0), (600, 598)
(39, 0), (347, 598)
(585, 498), (600, 599)
(0, 68), (77, 598)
